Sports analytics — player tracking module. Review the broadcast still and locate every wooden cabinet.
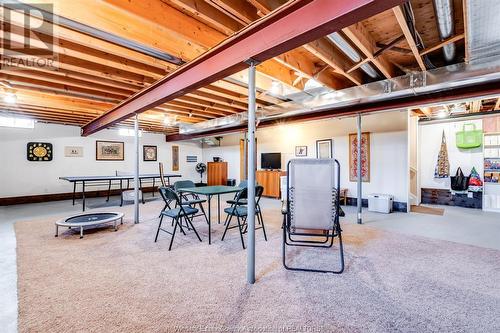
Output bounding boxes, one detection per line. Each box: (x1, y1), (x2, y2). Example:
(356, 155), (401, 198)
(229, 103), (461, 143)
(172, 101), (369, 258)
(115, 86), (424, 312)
(207, 162), (228, 186)
(256, 170), (286, 198)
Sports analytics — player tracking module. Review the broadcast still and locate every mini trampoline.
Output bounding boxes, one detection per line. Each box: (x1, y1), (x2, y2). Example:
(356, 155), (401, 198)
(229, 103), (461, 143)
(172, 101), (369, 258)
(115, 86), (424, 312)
(55, 212), (124, 239)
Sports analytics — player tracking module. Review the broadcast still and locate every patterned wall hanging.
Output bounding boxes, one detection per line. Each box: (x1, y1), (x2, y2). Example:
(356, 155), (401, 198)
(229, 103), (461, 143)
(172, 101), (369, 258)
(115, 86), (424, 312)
(434, 131), (450, 178)
(172, 145), (179, 171)
(349, 132), (370, 182)
(27, 142), (53, 161)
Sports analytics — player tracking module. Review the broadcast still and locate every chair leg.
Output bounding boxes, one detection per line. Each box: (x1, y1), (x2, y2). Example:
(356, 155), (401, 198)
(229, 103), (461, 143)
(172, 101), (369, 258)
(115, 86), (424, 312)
(177, 218), (186, 236)
(168, 218), (179, 251)
(241, 216), (248, 234)
(236, 216), (245, 249)
(282, 222), (345, 274)
(159, 204), (167, 218)
(221, 214), (233, 241)
(198, 202), (209, 224)
(187, 215), (202, 242)
(155, 215), (164, 242)
(258, 211), (268, 241)
(223, 209), (231, 226)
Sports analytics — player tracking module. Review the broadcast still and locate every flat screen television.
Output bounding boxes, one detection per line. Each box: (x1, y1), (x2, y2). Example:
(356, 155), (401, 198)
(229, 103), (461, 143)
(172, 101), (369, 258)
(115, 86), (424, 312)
(261, 153), (281, 170)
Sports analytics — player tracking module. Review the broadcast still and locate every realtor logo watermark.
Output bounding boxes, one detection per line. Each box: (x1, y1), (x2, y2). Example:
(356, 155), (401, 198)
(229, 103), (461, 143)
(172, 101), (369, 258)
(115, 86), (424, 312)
(0, 2), (58, 70)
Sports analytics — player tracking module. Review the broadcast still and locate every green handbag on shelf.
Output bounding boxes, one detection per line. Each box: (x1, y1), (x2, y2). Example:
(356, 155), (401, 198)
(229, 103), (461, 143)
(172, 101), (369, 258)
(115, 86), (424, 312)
(456, 123), (482, 149)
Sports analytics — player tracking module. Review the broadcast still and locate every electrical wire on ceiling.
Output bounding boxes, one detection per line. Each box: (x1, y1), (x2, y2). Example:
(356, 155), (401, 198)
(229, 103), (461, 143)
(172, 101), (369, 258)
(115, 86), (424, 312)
(402, 2), (436, 70)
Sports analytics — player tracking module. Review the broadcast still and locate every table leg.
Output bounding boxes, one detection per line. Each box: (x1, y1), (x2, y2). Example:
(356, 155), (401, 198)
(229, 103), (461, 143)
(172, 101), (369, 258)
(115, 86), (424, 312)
(207, 195), (212, 245)
(139, 179), (145, 204)
(152, 178), (155, 197)
(82, 181), (86, 212)
(80, 226), (84, 239)
(106, 180), (112, 202)
(120, 180), (123, 207)
(55, 224), (58, 237)
(217, 194), (221, 224)
(72, 182), (76, 205)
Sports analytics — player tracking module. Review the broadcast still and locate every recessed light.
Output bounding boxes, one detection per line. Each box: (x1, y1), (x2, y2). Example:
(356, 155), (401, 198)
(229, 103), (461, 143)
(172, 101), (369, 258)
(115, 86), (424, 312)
(3, 93), (17, 104)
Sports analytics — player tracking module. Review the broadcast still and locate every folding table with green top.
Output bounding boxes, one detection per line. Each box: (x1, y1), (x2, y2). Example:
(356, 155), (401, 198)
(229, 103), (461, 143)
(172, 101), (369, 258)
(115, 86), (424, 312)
(178, 185), (242, 244)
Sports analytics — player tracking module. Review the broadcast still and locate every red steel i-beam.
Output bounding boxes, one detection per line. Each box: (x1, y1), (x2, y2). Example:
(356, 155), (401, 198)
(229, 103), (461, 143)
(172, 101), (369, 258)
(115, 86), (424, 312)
(81, 0), (406, 136)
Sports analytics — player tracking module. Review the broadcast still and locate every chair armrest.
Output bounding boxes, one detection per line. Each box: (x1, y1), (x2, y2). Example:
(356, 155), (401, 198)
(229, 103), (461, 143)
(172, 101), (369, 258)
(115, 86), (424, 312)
(281, 200), (288, 215)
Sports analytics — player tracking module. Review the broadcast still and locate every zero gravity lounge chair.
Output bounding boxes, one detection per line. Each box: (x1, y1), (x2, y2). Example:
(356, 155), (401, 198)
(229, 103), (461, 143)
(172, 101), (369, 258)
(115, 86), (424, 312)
(282, 158), (344, 274)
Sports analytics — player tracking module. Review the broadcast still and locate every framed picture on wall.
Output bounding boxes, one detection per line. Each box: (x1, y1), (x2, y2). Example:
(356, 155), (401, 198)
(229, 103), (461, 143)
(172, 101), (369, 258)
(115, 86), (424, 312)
(172, 145), (179, 171)
(64, 146), (83, 157)
(96, 140), (124, 161)
(349, 132), (370, 182)
(143, 145), (157, 161)
(295, 146), (308, 157)
(316, 139), (332, 159)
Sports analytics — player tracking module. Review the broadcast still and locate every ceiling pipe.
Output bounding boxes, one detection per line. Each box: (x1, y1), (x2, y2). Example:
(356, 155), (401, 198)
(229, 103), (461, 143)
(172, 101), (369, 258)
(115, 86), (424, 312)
(433, 0), (456, 62)
(327, 32), (379, 79)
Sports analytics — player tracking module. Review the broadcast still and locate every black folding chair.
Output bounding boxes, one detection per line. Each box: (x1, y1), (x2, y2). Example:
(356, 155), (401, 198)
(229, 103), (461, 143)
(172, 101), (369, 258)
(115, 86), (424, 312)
(174, 180), (209, 224)
(282, 159), (344, 274)
(158, 162), (174, 217)
(221, 185), (267, 249)
(226, 180), (248, 205)
(156, 187), (202, 251)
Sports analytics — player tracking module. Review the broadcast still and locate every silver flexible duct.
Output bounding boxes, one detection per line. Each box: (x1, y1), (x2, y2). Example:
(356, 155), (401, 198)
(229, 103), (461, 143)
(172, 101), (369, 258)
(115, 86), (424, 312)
(433, 0), (456, 62)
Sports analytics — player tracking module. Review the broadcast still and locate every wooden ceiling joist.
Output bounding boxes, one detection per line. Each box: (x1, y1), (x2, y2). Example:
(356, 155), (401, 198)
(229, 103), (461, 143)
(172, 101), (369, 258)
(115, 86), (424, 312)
(392, 5), (426, 71)
(420, 33), (465, 57)
(1, 0), (466, 134)
(82, 0), (405, 136)
(470, 100), (482, 113)
(0, 69), (135, 97)
(342, 22), (396, 79)
(303, 40), (362, 86)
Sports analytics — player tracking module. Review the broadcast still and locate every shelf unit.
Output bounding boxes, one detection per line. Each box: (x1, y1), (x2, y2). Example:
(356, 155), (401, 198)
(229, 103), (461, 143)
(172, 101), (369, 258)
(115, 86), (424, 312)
(483, 133), (500, 212)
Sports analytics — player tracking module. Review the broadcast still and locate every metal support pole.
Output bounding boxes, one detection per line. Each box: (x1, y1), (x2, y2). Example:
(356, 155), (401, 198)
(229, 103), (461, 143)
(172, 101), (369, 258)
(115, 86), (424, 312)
(357, 113), (362, 224)
(134, 114), (140, 224)
(243, 131), (248, 180)
(247, 62), (257, 284)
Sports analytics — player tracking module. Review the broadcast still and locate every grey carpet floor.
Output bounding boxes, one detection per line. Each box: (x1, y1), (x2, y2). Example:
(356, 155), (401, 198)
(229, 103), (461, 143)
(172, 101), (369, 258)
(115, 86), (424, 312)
(15, 200), (500, 333)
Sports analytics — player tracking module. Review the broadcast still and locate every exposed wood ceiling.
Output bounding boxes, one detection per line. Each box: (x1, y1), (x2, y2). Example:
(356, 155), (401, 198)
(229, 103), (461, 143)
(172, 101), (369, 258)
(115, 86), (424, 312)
(0, 0), (467, 135)
(412, 97), (500, 119)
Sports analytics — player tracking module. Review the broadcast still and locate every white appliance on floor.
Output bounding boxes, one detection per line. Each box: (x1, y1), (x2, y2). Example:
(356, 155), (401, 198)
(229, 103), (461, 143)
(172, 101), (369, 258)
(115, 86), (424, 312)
(368, 194), (394, 213)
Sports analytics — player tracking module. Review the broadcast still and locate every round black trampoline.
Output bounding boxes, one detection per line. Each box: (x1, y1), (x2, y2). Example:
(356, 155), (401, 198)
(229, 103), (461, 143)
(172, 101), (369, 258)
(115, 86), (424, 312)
(55, 212), (124, 239)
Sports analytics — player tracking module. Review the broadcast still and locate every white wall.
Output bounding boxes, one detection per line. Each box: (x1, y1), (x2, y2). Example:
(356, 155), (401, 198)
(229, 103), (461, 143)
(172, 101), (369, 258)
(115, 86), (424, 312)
(202, 111), (409, 202)
(0, 123), (202, 197)
(419, 119), (483, 190)
(202, 134), (242, 182)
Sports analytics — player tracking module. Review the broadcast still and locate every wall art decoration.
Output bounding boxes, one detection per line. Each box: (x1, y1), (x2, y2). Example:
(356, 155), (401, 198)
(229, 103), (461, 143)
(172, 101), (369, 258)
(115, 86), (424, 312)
(295, 146), (308, 157)
(64, 146), (83, 157)
(27, 142), (53, 161)
(96, 141), (124, 161)
(433, 131), (450, 178)
(172, 145), (179, 171)
(143, 145), (157, 161)
(349, 132), (370, 182)
(316, 139), (332, 159)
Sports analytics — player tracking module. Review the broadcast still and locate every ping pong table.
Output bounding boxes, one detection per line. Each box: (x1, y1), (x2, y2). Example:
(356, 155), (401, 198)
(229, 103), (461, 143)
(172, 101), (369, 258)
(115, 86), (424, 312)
(60, 173), (181, 211)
